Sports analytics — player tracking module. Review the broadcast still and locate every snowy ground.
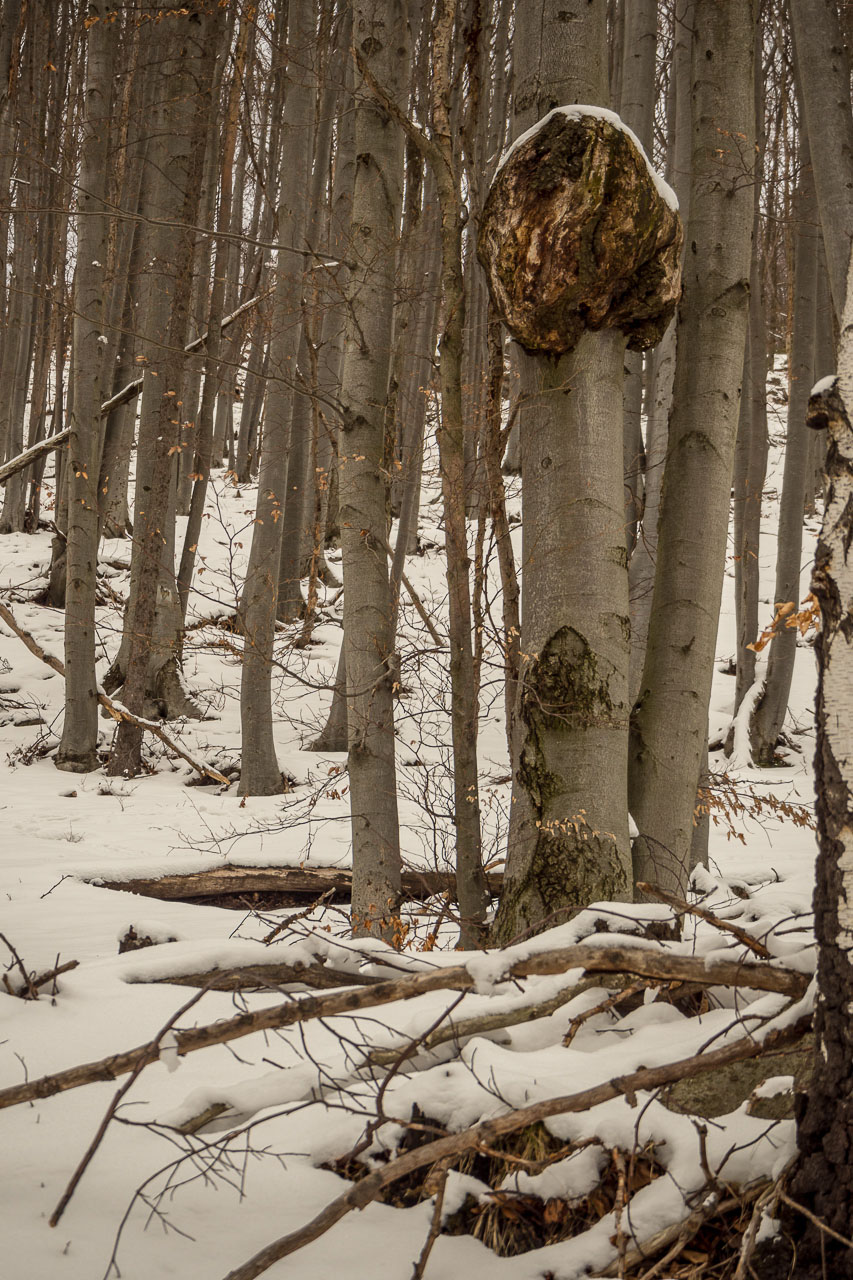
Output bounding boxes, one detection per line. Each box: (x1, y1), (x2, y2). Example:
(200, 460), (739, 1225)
(0, 377), (822, 1279)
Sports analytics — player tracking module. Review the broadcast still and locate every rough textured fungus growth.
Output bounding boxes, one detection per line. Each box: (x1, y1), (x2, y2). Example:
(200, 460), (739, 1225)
(478, 109), (683, 355)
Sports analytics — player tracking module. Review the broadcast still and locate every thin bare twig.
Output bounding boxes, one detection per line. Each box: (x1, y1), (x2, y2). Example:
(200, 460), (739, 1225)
(778, 1190), (853, 1249)
(0, 601), (228, 785)
(219, 1019), (810, 1280)
(410, 1159), (450, 1280)
(49, 988), (208, 1227)
(637, 881), (771, 959)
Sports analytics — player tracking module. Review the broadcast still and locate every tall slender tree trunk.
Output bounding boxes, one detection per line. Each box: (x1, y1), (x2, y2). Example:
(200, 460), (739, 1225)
(107, 2), (218, 775)
(56, 0), (114, 773)
(789, 261), (853, 1277)
(342, 0), (408, 937)
(729, 27), (768, 737)
(427, 0), (489, 945)
(629, 0), (693, 708)
(749, 132), (820, 763)
(789, 0), (853, 324)
(629, 0), (756, 894)
(178, 6), (248, 622)
(237, 0), (314, 796)
(618, 0), (657, 552)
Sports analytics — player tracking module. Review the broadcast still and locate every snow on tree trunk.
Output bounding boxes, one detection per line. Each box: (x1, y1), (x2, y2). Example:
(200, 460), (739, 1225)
(480, 105), (682, 940)
(478, 109), (681, 359)
(790, 255), (853, 1275)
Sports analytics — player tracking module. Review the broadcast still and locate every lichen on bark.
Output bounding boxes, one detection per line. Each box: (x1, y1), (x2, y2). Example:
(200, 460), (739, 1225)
(478, 110), (682, 356)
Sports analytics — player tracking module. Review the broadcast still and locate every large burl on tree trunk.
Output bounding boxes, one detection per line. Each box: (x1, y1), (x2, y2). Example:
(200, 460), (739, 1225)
(480, 107), (681, 941)
(477, 108), (681, 357)
(784, 370), (853, 1278)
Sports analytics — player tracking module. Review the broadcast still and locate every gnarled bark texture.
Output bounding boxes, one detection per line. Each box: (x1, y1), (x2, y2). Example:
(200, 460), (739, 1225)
(478, 111), (681, 357)
(790, 330), (853, 1277)
(481, 95), (682, 941)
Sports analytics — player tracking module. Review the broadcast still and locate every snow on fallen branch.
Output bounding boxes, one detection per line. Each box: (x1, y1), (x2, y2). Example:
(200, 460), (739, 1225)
(0, 601), (228, 786)
(0, 941), (809, 1112)
(220, 1017), (811, 1280)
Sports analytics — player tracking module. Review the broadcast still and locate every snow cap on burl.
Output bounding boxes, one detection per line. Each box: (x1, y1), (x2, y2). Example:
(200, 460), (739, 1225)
(478, 106), (683, 355)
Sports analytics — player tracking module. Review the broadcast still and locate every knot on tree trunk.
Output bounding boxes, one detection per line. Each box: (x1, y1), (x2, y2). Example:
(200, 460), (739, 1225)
(478, 108), (683, 355)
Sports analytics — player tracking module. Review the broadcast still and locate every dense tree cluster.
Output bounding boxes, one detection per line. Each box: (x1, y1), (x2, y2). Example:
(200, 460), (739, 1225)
(3, 0), (853, 1269)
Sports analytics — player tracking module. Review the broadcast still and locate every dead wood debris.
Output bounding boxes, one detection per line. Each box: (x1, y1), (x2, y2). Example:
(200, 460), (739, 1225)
(0, 600), (229, 785)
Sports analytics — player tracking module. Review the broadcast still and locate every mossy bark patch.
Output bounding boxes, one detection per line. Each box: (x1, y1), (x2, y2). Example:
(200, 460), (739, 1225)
(506, 626), (628, 920)
(478, 112), (682, 355)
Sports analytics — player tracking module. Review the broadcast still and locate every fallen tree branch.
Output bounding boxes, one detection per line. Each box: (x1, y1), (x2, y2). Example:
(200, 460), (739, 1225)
(597, 1180), (768, 1277)
(0, 601), (228, 785)
(367, 974), (608, 1065)
(0, 932), (38, 998)
(0, 942), (809, 1112)
(0, 429), (72, 486)
(220, 1018), (811, 1280)
(636, 882), (771, 959)
(151, 960), (386, 992)
(23, 958), (78, 996)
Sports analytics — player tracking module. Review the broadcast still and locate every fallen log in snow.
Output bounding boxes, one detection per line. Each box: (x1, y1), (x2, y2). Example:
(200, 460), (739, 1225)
(92, 862), (504, 904)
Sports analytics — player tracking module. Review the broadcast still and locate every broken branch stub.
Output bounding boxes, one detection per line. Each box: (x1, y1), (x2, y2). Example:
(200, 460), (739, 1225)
(478, 109), (683, 355)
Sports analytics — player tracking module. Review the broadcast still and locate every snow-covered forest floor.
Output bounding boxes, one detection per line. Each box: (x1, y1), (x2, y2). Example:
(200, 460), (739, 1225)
(0, 368), (822, 1279)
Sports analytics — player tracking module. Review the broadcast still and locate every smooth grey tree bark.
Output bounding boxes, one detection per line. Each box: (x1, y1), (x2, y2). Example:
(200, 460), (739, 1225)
(749, 132), (820, 763)
(629, 0), (757, 895)
(486, 0), (682, 942)
(628, 0), (693, 708)
(106, 2), (218, 775)
(341, 0), (408, 937)
(618, 0), (657, 551)
(178, 7), (248, 622)
(730, 40), (769, 734)
(237, 0), (314, 796)
(789, 0), (853, 323)
(56, 0), (114, 773)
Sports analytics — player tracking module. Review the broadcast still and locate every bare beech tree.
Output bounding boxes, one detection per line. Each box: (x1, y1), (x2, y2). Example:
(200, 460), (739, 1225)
(485, 0), (681, 941)
(629, 0), (757, 895)
(55, 1), (115, 773)
(341, 0), (409, 937)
